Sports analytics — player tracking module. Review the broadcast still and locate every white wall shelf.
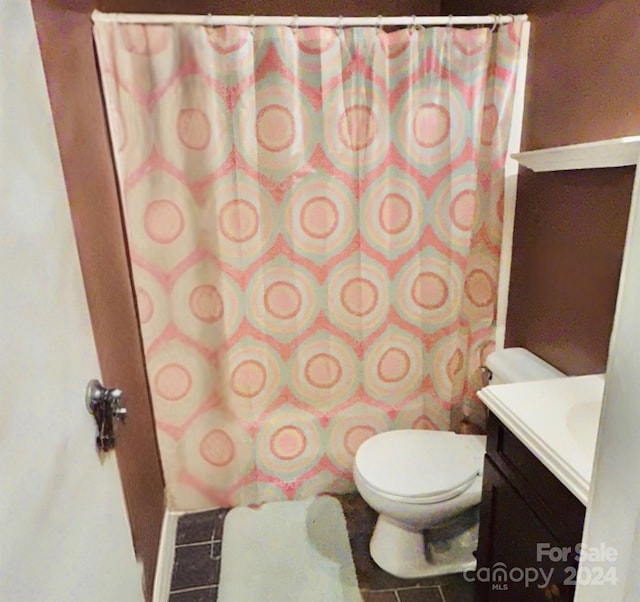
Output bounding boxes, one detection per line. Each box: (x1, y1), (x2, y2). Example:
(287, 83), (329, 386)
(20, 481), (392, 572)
(512, 135), (640, 172)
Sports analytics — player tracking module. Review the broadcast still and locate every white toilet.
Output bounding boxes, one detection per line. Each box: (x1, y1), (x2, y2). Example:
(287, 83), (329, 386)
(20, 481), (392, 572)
(354, 347), (565, 579)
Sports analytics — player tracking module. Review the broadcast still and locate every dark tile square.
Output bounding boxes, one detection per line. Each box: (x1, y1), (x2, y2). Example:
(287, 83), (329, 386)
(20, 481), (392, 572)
(397, 586), (443, 602)
(171, 544), (221, 591)
(169, 586), (217, 601)
(362, 590), (399, 601)
(438, 573), (475, 602)
(176, 510), (227, 545)
(211, 539), (222, 557)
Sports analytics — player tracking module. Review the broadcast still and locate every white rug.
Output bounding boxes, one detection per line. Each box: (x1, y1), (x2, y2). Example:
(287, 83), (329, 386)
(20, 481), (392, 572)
(218, 496), (362, 602)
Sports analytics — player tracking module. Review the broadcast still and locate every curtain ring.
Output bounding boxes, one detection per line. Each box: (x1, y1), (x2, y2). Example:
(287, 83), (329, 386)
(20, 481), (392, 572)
(337, 15), (344, 36)
(249, 14), (256, 36)
(205, 13), (214, 27)
(410, 14), (416, 35)
(448, 14), (454, 28)
(491, 14), (499, 32)
(376, 14), (383, 34)
(292, 14), (299, 34)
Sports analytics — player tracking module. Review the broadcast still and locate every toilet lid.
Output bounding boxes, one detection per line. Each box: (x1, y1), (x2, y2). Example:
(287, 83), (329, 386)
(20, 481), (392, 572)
(355, 430), (482, 501)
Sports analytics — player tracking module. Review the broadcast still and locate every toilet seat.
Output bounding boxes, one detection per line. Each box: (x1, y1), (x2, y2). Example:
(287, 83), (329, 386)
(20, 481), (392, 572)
(355, 430), (483, 504)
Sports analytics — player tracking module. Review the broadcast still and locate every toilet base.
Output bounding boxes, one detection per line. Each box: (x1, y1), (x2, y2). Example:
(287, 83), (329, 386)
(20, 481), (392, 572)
(369, 513), (478, 579)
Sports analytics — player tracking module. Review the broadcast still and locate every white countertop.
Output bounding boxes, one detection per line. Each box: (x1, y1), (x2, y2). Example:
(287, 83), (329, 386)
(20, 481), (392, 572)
(478, 375), (605, 506)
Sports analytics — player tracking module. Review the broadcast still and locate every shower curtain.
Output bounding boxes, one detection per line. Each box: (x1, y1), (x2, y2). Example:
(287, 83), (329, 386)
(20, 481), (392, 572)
(94, 21), (524, 509)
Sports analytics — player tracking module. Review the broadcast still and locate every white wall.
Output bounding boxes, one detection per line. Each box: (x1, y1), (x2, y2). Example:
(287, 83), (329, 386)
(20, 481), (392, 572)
(0, 1), (143, 599)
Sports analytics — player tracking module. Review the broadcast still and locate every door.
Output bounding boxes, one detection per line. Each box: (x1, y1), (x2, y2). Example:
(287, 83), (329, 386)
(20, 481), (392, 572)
(29, 0), (167, 595)
(0, 1), (143, 600)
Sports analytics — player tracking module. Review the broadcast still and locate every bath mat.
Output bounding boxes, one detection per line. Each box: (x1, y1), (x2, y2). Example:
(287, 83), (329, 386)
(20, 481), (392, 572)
(218, 496), (362, 602)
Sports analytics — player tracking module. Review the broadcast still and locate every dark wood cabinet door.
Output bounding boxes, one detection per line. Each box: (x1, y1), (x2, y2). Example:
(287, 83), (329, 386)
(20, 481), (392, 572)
(476, 458), (578, 601)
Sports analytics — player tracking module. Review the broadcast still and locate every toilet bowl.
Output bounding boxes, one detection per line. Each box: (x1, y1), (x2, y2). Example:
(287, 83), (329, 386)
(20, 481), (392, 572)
(354, 430), (486, 578)
(354, 347), (566, 579)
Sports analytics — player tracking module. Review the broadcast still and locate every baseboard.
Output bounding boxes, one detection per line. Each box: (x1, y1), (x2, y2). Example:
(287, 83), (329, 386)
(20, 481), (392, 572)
(152, 510), (182, 602)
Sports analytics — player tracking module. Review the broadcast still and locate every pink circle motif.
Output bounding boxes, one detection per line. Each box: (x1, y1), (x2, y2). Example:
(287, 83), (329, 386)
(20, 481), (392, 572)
(344, 425), (376, 456)
(338, 105), (379, 151)
(154, 363), (192, 401)
(136, 287), (154, 324)
(296, 28), (336, 55)
(411, 272), (448, 310)
(377, 347), (411, 383)
(206, 28), (249, 54)
(300, 197), (339, 239)
(384, 36), (411, 60)
(341, 278), (378, 317)
(112, 108), (127, 153)
(264, 281), (302, 319)
(189, 285), (223, 323)
(452, 28), (488, 56)
(497, 194), (504, 223)
(508, 23), (520, 45)
(465, 269), (495, 308)
(218, 199), (259, 243)
(379, 194), (412, 234)
(121, 25), (171, 55)
(200, 429), (235, 467)
(447, 348), (464, 382)
(481, 105), (499, 146)
(270, 426), (307, 460)
(412, 416), (436, 430)
(230, 360), (267, 398)
(177, 108), (212, 150)
(144, 200), (184, 244)
(305, 353), (342, 389)
(256, 105), (295, 152)
(413, 104), (450, 148)
(450, 190), (476, 231)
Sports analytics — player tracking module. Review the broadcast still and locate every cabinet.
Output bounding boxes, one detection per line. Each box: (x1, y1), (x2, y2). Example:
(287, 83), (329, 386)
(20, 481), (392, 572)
(475, 413), (586, 601)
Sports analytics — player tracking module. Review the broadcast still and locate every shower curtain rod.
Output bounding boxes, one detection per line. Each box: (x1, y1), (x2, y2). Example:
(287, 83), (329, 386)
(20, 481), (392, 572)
(91, 10), (526, 27)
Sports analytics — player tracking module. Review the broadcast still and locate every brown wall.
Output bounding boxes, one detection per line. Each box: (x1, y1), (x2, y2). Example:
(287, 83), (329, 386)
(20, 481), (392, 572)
(507, 168), (633, 375)
(445, 0), (640, 374)
(31, 1), (165, 598)
(98, 0), (441, 16)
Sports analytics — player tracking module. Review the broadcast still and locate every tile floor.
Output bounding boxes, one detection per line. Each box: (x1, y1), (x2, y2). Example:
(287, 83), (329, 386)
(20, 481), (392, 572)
(169, 493), (475, 601)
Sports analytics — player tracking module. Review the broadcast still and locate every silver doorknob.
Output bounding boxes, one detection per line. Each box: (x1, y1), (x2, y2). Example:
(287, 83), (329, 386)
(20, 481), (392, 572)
(85, 379), (127, 451)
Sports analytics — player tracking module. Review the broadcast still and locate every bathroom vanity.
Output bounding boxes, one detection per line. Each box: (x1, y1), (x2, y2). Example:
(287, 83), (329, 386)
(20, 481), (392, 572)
(473, 137), (638, 600)
(476, 375), (605, 601)
(476, 413), (585, 601)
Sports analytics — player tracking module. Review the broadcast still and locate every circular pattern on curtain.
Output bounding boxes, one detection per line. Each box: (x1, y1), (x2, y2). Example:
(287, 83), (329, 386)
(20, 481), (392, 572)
(94, 20), (525, 510)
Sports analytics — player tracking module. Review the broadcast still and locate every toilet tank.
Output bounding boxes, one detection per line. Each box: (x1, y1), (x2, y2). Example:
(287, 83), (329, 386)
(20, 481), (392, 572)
(485, 347), (565, 385)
